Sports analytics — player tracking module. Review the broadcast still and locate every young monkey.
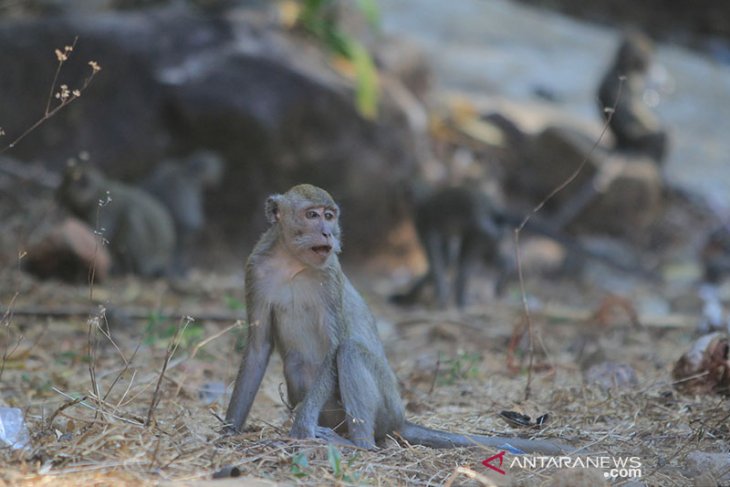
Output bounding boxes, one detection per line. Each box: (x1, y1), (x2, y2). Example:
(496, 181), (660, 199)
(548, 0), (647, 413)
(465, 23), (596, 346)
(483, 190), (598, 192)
(224, 184), (567, 454)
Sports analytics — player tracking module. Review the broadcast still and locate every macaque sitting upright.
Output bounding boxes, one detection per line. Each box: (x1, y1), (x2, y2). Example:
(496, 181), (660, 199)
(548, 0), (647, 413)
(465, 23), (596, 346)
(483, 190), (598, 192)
(224, 184), (567, 454)
(598, 30), (669, 164)
(141, 150), (224, 274)
(57, 163), (175, 277)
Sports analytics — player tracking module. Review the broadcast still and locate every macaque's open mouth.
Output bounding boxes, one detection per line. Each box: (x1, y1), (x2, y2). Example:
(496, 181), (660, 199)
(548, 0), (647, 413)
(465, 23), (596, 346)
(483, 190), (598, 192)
(312, 245), (332, 256)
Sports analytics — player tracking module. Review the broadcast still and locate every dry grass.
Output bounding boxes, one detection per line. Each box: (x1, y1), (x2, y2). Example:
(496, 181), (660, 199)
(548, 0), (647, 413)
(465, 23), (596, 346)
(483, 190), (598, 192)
(1, 264), (728, 486)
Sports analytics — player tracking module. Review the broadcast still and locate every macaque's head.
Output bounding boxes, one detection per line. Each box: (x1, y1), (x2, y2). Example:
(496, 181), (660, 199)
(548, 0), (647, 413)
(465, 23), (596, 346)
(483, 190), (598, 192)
(57, 162), (105, 215)
(615, 31), (654, 74)
(186, 150), (224, 187)
(266, 184), (342, 267)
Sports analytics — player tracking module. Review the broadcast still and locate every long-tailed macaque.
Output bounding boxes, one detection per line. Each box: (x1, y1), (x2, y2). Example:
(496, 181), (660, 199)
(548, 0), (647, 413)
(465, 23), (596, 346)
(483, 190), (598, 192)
(224, 184), (567, 454)
(391, 186), (507, 308)
(701, 225), (730, 284)
(391, 185), (655, 308)
(141, 150), (224, 274)
(57, 163), (175, 277)
(598, 31), (668, 163)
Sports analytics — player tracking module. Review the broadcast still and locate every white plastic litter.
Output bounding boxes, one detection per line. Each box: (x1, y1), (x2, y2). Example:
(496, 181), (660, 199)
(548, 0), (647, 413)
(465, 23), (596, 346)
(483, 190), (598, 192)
(0, 407), (30, 450)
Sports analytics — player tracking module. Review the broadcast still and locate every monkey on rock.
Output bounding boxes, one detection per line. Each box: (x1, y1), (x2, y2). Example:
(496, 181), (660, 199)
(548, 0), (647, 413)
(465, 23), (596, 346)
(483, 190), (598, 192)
(225, 184), (567, 454)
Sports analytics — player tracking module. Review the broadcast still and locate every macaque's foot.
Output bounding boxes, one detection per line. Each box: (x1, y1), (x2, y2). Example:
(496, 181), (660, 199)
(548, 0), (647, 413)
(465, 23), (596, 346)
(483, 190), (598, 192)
(219, 424), (238, 437)
(289, 424), (356, 447)
(289, 422), (316, 440)
(350, 436), (377, 450)
(314, 426), (356, 447)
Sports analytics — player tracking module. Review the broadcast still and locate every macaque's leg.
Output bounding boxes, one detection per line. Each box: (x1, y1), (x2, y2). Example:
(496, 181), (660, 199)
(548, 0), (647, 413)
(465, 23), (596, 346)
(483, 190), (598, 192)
(425, 231), (449, 307)
(285, 354), (347, 433)
(454, 236), (481, 308)
(336, 340), (380, 449)
(283, 354), (350, 442)
(224, 301), (274, 433)
(283, 352), (316, 406)
(289, 350), (339, 440)
(493, 254), (515, 297)
(172, 229), (194, 276)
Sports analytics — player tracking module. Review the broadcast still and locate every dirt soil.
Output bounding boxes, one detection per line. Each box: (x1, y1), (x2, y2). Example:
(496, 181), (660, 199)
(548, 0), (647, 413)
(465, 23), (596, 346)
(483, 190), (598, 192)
(1, 238), (728, 486)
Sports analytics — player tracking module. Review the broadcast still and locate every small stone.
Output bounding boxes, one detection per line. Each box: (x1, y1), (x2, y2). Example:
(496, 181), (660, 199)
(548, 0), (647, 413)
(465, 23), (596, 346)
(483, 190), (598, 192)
(23, 217), (111, 282)
(684, 451), (730, 483)
(584, 361), (638, 390)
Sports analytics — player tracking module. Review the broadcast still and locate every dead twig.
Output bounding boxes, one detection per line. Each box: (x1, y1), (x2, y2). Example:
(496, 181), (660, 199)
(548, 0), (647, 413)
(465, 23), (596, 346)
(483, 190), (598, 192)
(189, 321), (242, 360)
(146, 316), (193, 426)
(89, 190), (112, 302)
(47, 395), (89, 428)
(0, 291), (21, 383)
(1, 38), (102, 154)
(514, 77), (624, 400)
(87, 311), (102, 421)
(52, 387), (145, 426)
(0, 305), (243, 322)
(538, 303), (692, 328)
(506, 314), (555, 375)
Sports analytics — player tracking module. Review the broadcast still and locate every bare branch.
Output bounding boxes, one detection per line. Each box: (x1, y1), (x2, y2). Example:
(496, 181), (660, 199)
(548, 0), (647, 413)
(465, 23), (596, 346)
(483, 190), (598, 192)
(1, 40), (101, 154)
(514, 78), (624, 400)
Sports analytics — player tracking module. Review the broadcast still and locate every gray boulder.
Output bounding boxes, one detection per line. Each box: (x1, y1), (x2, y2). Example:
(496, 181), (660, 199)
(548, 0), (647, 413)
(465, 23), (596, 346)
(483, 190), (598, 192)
(0, 8), (419, 253)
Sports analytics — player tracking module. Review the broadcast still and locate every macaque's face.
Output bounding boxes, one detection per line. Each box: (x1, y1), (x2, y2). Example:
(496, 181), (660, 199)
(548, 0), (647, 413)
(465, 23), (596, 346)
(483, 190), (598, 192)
(286, 202), (341, 268)
(59, 166), (103, 212)
(267, 184), (342, 268)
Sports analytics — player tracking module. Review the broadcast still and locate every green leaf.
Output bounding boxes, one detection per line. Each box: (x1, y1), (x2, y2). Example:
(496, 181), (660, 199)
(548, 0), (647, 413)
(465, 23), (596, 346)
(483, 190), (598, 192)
(327, 444), (343, 478)
(294, 0), (380, 118)
(224, 294), (245, 312)
(348, 39), (379, 119)
(290, 452), (310, 478)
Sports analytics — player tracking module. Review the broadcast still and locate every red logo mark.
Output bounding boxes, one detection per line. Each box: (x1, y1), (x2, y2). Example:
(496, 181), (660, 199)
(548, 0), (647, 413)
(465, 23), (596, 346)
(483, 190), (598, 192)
(482, 451), (507, 475)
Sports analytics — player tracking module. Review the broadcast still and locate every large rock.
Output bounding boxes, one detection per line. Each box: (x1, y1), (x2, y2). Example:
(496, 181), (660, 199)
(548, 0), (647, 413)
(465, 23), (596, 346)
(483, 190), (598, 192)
(0, 10), (230, 177)
(23, 217), (112, 282)
(507, 124), (664, 237)
(573, 156), (663, 236)
(516, 125), (600, 203)
(0, 7), (419, 254)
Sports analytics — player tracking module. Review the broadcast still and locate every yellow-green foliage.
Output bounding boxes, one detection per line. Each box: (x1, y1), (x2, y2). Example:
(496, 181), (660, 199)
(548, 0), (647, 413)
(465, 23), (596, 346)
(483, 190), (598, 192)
(296, 0), (380, 119)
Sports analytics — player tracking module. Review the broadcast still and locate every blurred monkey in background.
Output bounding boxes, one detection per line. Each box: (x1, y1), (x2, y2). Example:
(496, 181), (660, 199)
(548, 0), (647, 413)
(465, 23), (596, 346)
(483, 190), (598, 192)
(598, 30), (668, 164)
(142, 150), (224, 274)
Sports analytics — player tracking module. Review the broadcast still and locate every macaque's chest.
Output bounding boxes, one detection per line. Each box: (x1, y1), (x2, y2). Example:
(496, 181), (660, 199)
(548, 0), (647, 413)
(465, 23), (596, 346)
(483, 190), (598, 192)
(257, 259), (334, 363)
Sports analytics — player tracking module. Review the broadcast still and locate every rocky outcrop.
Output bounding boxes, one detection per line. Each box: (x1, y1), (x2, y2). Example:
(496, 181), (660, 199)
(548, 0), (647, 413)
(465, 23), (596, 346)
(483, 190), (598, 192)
(504, 124), (664, 238)
(0, 7), (419, 252)
(23, 218), (112, 282)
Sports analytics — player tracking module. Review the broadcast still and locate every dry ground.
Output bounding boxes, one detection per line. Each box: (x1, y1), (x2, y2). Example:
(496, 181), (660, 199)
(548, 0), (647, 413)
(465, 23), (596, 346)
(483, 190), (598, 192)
(0, 259), (727, 486)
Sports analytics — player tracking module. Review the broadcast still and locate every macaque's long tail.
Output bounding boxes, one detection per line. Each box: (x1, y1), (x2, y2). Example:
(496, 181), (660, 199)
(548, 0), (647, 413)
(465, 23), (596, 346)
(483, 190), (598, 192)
(400, 421), (569, 455)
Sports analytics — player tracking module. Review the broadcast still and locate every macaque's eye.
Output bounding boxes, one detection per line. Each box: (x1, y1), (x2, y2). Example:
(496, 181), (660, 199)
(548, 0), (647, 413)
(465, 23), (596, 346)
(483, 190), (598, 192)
(305, 210), (319, 219)
(324, 211), (336, 221)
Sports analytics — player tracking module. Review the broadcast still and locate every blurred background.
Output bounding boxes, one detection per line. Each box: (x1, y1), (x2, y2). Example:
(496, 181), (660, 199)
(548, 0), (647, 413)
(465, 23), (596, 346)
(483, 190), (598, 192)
(2, 2), (730, 483)
(1, 0), (730, 299)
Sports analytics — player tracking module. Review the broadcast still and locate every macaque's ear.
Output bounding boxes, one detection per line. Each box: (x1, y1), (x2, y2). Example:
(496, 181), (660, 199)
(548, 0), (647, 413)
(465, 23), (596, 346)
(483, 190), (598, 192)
(265, 194), (283, 224)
